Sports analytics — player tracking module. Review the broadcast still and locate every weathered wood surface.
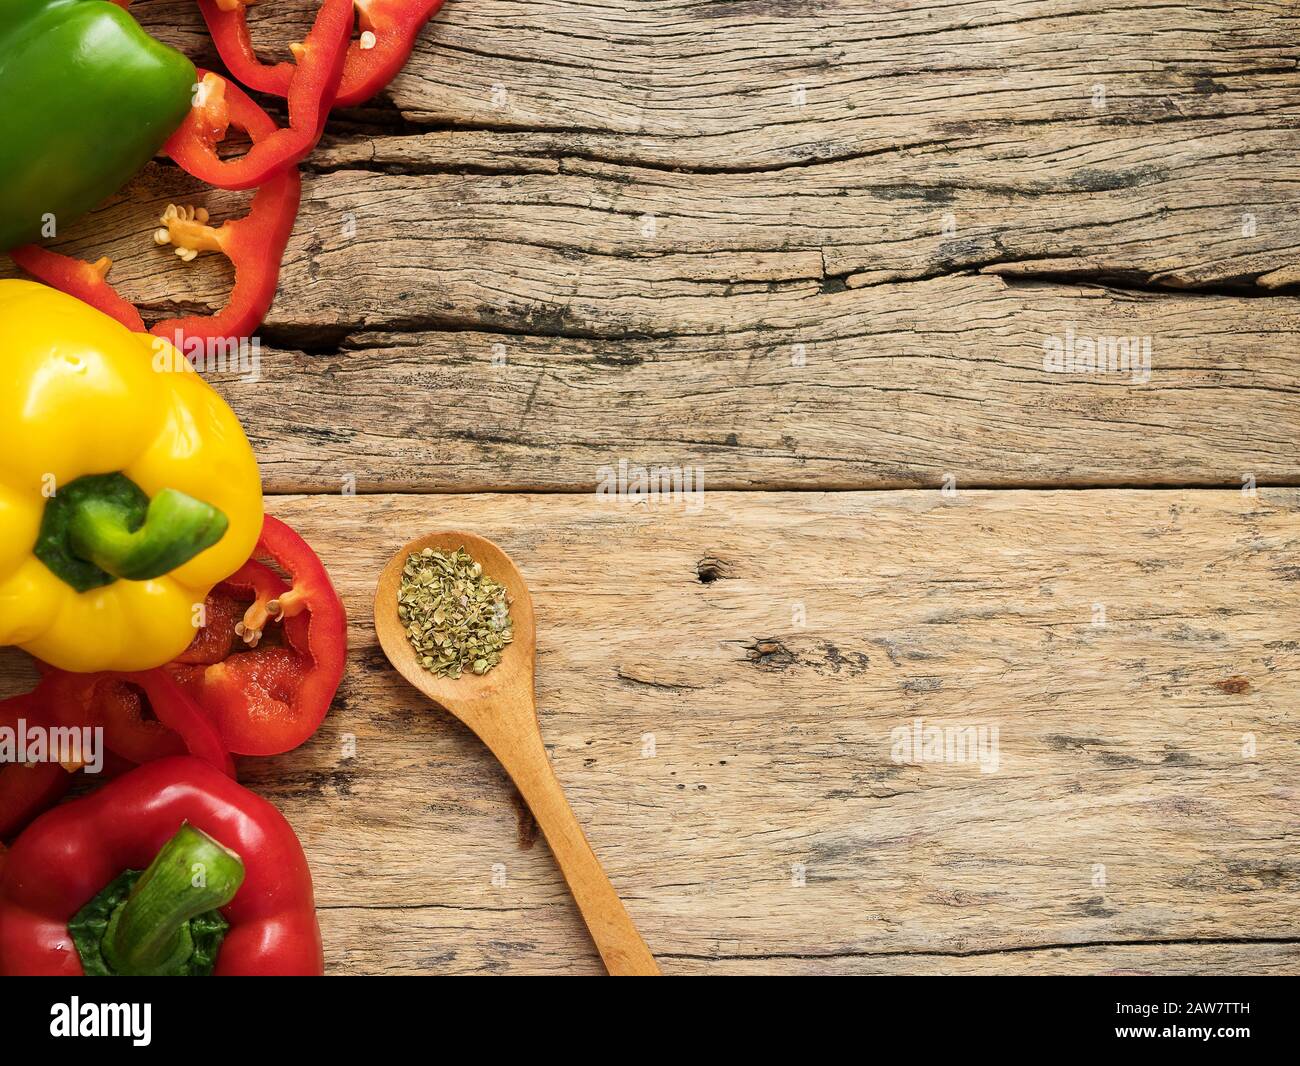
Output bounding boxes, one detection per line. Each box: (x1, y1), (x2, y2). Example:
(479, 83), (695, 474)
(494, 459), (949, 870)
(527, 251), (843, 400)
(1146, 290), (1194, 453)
(7, 490), (1292, 975)
(3, 1), (1298, 975)
(187, 490), (1300, 974)
(12, 170), (1297, 491)
(220, 280), (1300, 493)
(5, 1), (1298, 492)
(317, 914), (1300, 975)
(39, 0), (1300, 299)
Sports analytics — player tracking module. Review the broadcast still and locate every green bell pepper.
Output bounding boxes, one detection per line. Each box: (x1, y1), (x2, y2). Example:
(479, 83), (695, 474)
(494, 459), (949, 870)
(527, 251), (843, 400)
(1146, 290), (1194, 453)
(0, 0), (195, 252)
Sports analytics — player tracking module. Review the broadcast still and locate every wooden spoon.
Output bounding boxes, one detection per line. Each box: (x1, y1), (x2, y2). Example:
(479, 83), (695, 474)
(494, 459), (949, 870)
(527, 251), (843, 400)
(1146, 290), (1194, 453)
(374, 530), (660, 976)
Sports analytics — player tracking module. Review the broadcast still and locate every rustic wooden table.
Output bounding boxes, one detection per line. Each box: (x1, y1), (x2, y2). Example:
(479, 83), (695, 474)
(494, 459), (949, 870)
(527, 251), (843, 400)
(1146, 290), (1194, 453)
(4, 0), (1299, 975)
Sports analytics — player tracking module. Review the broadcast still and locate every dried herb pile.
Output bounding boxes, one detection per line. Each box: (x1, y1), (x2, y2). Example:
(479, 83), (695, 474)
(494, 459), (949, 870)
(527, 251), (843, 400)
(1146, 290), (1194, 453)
(398, 547), (513, 678)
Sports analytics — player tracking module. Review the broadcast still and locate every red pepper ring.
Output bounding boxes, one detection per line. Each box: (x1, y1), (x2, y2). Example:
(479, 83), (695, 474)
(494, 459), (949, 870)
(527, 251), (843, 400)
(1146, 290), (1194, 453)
(181, 1), (351, 189)
(156, 73), (303, 341)
(12, 73), (301, 345)
(340, 0), (448, 107)
(202, 0), (446, 109)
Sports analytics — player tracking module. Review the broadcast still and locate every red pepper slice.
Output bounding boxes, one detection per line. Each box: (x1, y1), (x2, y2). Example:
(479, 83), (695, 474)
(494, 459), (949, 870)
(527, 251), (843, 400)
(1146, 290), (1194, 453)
(10, 74), (301, 345)
(156, 73), (303, 341)
(0, 693), (72, 842)
(5, 250), (145, 333)
(37, 668), (235, 778)
(168, 516), (348, 756)
(176, 4), (350, 189)
(202, 0), (445, 109)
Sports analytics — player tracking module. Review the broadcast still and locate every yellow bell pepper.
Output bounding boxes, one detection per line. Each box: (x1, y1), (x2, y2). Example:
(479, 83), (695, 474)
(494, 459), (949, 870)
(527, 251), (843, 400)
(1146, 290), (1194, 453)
(0, 280), (262, 672)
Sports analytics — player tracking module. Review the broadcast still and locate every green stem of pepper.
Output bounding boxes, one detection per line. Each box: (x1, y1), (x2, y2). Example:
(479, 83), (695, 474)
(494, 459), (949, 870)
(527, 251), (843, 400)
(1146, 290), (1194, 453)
(101, 824), (245, 977)
(69, 485), (227, 581)
(36, 472), (227, 592)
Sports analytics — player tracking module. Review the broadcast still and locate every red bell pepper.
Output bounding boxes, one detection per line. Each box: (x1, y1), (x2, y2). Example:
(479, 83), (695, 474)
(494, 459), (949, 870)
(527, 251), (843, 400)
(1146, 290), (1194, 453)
(0, 693), (72, 842)
(202, 0), (445, 109)
(11, 74), (302, 345)
(37, 668), (235, 778)
(0, 756), (323, 975)
(177, 5), (350, 189)
(169, 515), (348, 756)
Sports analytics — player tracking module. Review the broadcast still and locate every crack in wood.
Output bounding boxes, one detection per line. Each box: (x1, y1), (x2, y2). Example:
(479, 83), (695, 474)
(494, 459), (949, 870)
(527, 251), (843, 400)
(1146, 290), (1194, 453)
(658, 936), (1300, 962)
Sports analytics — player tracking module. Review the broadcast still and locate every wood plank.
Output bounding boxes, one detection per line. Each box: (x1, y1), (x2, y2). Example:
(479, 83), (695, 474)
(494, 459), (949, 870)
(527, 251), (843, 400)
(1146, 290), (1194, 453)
(2, 0), (1296, 494)
(302, 116), (1300, 293)
(225, 275), (1299, 492)
(296, 0), (1300, 286)
(9, 1), (1300, 328)
(661, 942), (1300, 976)
(365, 0), (1300, 178)
(317, 911), (1300, 974)
(9, 176), (1297, 491)
(13, 125), (1300, 333)
(8, 489), (1292, 974)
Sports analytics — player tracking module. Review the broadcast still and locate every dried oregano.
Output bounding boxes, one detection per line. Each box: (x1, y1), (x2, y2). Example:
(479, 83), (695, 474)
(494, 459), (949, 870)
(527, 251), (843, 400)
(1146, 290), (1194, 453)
(398, 547), (513, 679)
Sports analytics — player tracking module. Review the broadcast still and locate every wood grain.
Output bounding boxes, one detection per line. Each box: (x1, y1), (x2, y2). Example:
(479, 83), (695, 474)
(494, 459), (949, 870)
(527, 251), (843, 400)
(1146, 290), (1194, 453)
(120, 0), (1300, 295)
(6, 490), (1289, 975)
(13, 169), (1296, 491)
(11, 0), (1300, 318)
(375, 0), (1300, 180)
(4, 1), (1296, 494)
(221, 275), (1299, 493)
(1, 1), (1296, 976)
(316, 910), (1300, 975)
(14, 126), (1300, 332)
(235, 489), (1300, 973)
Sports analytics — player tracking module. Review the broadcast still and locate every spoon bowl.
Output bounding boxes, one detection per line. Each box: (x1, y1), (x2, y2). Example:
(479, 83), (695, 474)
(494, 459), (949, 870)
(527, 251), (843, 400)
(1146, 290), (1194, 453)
(374, 530), (659, 976)
(375, 531), (536, 726)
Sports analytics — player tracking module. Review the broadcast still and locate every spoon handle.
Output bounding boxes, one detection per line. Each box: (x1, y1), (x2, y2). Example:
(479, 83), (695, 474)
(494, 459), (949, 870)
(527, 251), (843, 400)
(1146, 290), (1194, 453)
(494, 727), (661, 976)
